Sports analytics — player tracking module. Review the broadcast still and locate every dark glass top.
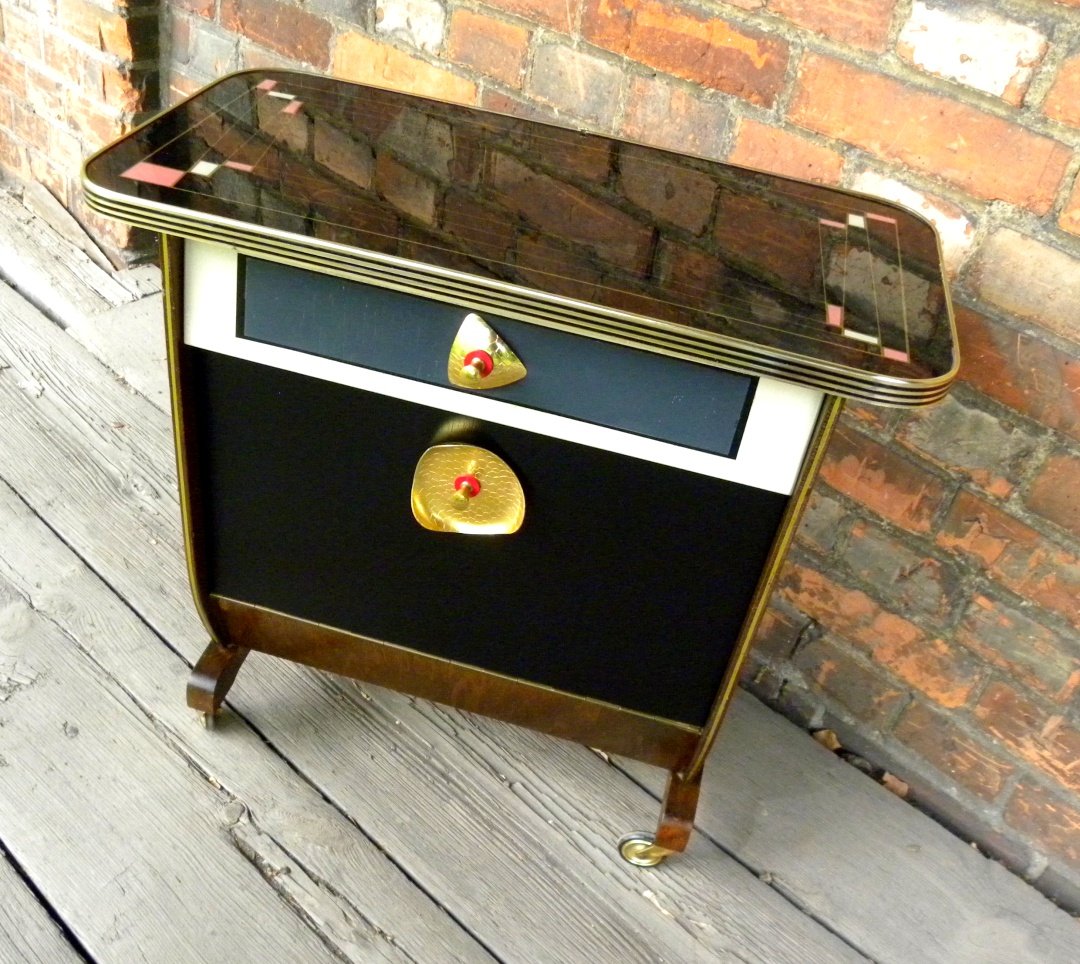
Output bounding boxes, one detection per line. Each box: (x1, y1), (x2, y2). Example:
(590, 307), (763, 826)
(83, 69), (958, 402)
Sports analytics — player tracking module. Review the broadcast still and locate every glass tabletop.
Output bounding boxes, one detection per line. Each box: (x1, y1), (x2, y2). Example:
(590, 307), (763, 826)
(83, 69), (958, 403)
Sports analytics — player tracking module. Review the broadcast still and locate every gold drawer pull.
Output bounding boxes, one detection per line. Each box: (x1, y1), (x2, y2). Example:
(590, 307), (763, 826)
(447, 313), (526, 389)
(411, 444), (525, 535)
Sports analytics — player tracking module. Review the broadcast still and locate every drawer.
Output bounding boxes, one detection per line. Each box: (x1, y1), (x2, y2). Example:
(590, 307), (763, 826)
(239, 256), (755, 460)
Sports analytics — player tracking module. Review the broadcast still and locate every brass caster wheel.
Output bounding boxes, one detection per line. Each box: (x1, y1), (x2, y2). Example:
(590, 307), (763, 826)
(199, 710), (217, 730)
(618, 832), (672, 868)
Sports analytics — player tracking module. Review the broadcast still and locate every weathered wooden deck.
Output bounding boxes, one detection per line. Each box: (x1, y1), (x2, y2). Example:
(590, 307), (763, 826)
(0, 189), (1077, 962)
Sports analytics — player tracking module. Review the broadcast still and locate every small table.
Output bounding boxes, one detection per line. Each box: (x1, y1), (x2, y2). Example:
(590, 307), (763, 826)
(83, 69), (958, 866)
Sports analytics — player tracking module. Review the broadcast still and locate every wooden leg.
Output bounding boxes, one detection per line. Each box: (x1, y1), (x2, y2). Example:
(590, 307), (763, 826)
(619, 769), (703, 867)
(187, 639), (250, 727)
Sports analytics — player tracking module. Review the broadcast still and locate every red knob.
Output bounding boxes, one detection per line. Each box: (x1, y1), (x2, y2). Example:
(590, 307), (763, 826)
(463, 350), (494, 378)
(454, 474), (481, 498)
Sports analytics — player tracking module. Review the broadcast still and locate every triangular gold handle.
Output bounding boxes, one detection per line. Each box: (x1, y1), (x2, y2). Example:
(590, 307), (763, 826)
(447, 313), (526, 389)
(411, 444), (525, 535)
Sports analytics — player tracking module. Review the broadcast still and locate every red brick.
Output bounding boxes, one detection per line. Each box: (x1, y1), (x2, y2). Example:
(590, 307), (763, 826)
(333, 33), (477, 104)
(842, 521), (960, 626)
(897, 2), (1047, 106)
(0, 127), (28, 179)
(1005, 783), (1080, 870)
(25, 65), (66, 121)
(776, 564), (981, 706)
(221, 0), (332, 69)
(794, 490), (849, 555)
(953, 306), (1080, 443)
(976, 682), (1080, 795)
(958, 596), (1080, 702)
(173, 0), (216, 18)
(486, 152), (654, 273)
(747, 604), (803, 663)
(582, 0), (789, 107)
(937, 490), (1080, 630)
(618, 144), (716, 234)
(895, 394), (1039, 499)
(1060, 175), (1080, 239)
(795, 635), (907, 724)
(3, 6), (43, 60)
(0, 54), (28, 102)
(968, 230), (1080, 346)
(894, 701), (1015, 802)
(374, 153), (437, 225)
(770, 0), (896, 53)
(513, 231), (604, 300)
(441, 191), (516, 265)
(789, 55), (1072, 214)
(484, 0), (573, 32)
(727, 119), (843, 184)
(819, 426), (947, 533)
(1044, 53), (1080, 129)
(313, 118), (373, 188)
(654, 239), (730, 312)
(11, 104), (48, 147)
(528, 42), (624, 129)
(448, 9), (529, 88)
(622, 75), (730, 159)
(714, 190), (822, 293)
(1025, 453), (1080, 536)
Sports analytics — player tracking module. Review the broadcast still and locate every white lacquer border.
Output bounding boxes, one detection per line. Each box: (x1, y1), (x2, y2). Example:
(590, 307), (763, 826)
(183, 240), (824, 495)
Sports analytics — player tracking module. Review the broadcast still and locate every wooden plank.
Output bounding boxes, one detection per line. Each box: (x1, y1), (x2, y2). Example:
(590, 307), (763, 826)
(0, 478), (495, 964)
(235, 663), (869, 963)
(0, 232), (865, 961)
(0, 302), (496, 962)
(0, 189), (135, 325)
(0, 846), (83, 964)
(62, 293), (171, 411)
(0, 570), (339, 962)
(619, 696), (1080, 964)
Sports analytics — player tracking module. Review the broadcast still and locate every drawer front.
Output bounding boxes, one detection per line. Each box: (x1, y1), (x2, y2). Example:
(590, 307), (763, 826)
(239, 256), (756, 460)
(191, 349), (789, 728)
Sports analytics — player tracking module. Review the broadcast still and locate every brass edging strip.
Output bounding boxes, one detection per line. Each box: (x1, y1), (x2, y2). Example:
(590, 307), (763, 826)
(161, 236), (224, 645)
(683, 394), (846, 781)
(83, 187), (954, 408)
(208, 594), (702, 771)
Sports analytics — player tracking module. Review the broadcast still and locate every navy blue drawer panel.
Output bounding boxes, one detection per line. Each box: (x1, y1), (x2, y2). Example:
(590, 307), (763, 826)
(239, 257), (755, 459)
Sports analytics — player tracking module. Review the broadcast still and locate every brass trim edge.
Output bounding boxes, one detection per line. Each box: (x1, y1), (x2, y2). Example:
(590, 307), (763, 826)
(83, 188), (956, 408)
(683, 394), (846, 780)
(161, 236), (224, 644)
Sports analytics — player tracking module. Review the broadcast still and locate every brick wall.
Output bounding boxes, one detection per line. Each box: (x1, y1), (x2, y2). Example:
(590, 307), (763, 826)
(0, 0), (161, 252)
(3, 0), (1078, 908)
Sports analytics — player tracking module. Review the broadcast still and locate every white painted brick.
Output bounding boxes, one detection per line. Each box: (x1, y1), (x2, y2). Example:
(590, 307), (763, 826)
(898, 2), (1047, 105)
(850, 171), (975, 274)
(376, 0), (446, 55)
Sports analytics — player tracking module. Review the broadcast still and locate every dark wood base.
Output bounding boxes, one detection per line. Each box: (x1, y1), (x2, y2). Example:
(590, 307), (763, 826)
(186, 639), (250, 722)
(192, 594), (708, 860)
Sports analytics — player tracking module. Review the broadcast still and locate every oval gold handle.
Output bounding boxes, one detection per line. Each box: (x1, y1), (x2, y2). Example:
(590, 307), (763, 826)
(411, 445), (525, 535)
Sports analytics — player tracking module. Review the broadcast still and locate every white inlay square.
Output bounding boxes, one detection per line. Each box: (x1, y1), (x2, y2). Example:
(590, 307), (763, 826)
(847, 213), (867, 228)
(190, 161), (219, 177)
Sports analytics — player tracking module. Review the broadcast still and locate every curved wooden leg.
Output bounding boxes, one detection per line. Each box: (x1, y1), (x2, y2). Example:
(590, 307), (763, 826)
(187, 639), (250, 727)
(619, 769), (702, 867)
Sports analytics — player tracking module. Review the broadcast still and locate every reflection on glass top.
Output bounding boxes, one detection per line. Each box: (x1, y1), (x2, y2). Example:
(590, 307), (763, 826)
(84, 70), (957, 387)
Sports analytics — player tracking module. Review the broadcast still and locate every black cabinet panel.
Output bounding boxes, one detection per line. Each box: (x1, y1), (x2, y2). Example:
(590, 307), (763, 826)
(191, 349), (788, 726)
